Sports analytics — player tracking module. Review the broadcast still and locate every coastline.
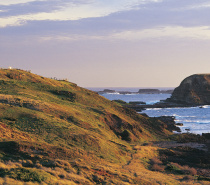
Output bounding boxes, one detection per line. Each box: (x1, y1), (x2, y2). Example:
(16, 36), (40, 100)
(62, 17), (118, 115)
(96, 88), (210, 135)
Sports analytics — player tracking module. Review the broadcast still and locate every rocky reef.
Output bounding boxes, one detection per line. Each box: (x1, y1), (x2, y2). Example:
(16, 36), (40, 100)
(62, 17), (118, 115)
(169, 74), (210, 105)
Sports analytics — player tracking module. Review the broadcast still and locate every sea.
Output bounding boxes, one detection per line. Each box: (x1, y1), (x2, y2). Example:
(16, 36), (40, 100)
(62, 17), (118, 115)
(87, 87), (210, 135)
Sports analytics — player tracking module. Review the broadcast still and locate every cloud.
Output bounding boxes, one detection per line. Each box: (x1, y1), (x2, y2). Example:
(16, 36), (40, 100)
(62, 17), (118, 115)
(39, 26), (210, 42)
(182, 2), (210, 10)
(111, 26), (210, 40)
(0, 0), (46, 6)
(0, 0), (162, 28)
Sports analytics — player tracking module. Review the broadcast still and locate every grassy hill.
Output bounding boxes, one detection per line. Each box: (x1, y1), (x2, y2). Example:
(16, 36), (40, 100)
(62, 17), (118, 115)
(0, 69), (209, 184)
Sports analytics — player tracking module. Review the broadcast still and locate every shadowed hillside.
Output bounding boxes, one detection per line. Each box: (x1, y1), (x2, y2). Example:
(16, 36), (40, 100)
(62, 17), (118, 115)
(0, 69), (209, 184)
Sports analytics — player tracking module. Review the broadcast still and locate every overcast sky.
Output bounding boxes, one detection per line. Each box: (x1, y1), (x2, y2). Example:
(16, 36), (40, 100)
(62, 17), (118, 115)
(1, 0), (210, 87)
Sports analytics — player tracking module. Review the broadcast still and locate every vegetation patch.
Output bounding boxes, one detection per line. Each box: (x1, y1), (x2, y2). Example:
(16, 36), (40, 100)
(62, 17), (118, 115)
(0, 168), (52, 183)
(50, 90), (77, 102)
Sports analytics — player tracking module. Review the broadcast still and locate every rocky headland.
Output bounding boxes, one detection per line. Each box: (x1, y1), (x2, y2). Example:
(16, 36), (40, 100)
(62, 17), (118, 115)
(168, 74), (210, 105)
(122, 74), (210, 111)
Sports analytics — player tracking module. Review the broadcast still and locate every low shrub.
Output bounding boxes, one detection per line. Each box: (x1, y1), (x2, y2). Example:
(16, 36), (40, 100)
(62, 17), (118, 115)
(166, 163), (183, 174)
(151, 164), (165, 172)
(182, 175), (194, 181)
(166, 162), (197, 176)
(0, 167), (51, 183)
(150, 157), (162, 165)
(182, 166), (197, 176)
(197, 176), (210, 181)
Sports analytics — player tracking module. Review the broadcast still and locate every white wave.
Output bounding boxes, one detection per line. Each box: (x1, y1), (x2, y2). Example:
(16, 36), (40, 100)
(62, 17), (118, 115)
(176, 116), (196, 118)
(146, 108), (163, 110)
(202, 105), (210, 108)
(172, 114), (179, 116)
(106, 92), (120, 95)
(175, 119), (182, 122)
(181, 120), (210, 124)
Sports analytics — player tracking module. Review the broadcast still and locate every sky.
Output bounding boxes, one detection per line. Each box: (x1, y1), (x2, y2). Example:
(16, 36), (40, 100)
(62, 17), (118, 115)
(1, 0), (210, 87)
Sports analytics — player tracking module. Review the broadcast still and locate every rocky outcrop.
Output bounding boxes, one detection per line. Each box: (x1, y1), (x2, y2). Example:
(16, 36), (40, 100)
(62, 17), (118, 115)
(138, 89), (160, 94)
(138, 89), (173, 94)
(98, 88), (173, 95)
(169, 74), (210, 105)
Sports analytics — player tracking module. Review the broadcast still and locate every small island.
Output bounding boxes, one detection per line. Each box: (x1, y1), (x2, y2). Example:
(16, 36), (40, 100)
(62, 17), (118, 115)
(98, 88), (174, 95)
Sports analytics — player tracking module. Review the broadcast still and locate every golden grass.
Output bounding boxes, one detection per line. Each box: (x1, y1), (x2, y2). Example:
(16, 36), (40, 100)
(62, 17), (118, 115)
(0, 122), (32, 141)
(0, 177), (78, 185)
(0, 161), (22, 169)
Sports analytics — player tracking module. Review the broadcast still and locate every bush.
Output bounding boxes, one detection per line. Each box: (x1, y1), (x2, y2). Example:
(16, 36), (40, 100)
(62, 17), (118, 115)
(150, 157), (162, 165)
(166, 163), (183, 174)
(151, 164), (165, 172)
(0, 167), (51, 183)
(120, 129), (136, 142)
(166, 162), (197, 176)
(182, 166), (197, 176)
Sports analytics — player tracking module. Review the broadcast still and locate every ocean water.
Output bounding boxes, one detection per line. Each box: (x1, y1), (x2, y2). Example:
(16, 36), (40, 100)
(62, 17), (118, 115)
(88, 87), (172, 105)
(143, 106), (210, 134)
(89, 88), (210, 134)
(101, 93), (171, 105)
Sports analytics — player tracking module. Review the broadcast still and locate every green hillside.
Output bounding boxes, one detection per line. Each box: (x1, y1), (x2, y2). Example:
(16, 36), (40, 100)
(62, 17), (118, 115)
(0, 69), (209, 184)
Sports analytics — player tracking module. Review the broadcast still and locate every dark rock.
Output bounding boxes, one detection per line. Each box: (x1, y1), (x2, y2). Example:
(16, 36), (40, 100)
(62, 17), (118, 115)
(129, 101), (146, 105)
(98, 89), (116, 94)
(124, 100), (194, 112)
(138, 89), (160, 94)
(157, 116), (181, 132)
(160, 90), (174, 94)
(118, 91), (132, 94)
(103, 89), (116, 93)
(176, 123), (184, 126)
(137, 89), (174, 94)
(202, 133), (210, 139)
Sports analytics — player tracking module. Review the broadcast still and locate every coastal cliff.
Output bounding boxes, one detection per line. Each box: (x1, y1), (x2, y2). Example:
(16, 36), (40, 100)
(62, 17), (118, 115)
(169, 74), (210, 105)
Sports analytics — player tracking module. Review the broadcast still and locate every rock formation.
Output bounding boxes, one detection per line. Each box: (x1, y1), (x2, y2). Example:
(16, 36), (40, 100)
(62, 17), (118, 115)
(170, 74), (210, 105)
(138, 89), (160, 94)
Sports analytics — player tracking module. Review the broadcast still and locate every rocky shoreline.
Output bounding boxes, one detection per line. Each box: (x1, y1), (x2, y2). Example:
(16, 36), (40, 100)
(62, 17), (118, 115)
(124, 100), (199, 112)
(150, 116), (182, 133)
(112, 99), (202, 133)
